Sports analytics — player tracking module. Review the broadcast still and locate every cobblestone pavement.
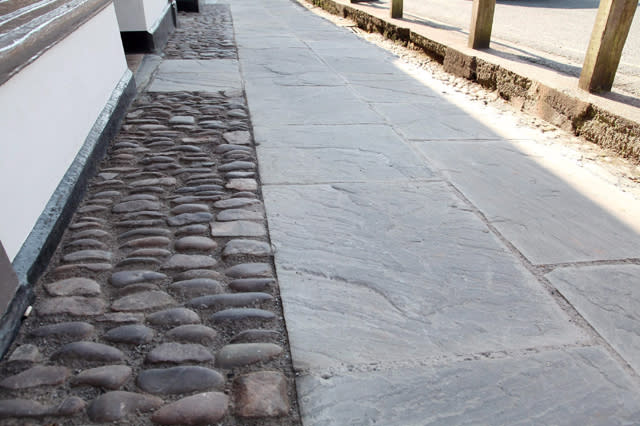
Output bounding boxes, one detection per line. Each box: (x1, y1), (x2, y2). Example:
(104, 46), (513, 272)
(0, 6), (301, 425)
(164, 6), (237, 60)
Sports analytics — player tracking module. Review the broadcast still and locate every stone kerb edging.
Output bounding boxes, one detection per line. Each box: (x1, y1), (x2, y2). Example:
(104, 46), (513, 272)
(308, 0), (640, 162)
(0, 0), (112, 87)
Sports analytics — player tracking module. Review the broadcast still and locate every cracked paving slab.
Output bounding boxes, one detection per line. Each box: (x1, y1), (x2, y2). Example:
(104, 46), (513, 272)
(297, 346), (640, 425)
(415, 139), (640, 264)
(547, 265), (640, 375)
(257, 124), (434, 184)
(263, 181), (585, 371)
(148, 59), (242, 93)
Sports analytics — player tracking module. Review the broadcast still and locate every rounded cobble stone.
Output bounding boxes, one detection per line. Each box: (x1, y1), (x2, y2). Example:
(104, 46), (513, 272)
(136, 366), (224, 395)
(151, 392), (229, 425)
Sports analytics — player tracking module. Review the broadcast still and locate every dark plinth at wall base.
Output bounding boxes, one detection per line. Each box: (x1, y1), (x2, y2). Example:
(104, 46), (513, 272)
(6, 70), (136, 359)
(177, 0), (200, 12)
(120, 2), (176, 53)
(0, 242), (27, 360)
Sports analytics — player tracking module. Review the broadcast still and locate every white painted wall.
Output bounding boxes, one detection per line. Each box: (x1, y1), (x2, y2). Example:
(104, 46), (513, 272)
(113, 0), (146, 32)
(114, 0), (168, 32)
(143, 0), (169, 30)
(0, 4), (128, 261)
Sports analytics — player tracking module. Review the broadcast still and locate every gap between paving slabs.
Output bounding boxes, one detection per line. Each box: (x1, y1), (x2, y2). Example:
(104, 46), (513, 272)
(0, 5), (302, 426)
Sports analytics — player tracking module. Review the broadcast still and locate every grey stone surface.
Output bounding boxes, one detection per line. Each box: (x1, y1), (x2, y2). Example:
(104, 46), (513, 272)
(163, 254), (217, 270)
(166, 324), (218, 344)
(151, 392), (229, 425)
(189, 292), (274, 309)
(44, 277), (101, 297)
(230, 329), (280, 344)
(211, 308), (276, 322)
(169, 278), (223, 298)
(213, 197), (261, 209)
(211, 220), (266, 237)
(110, 270), (167, 287)
(296, 347), (640, 425)
(225, 263), (271, 278)
(62, 250), (112, 263)
(52, 342), (125, 364)
(229, 278), (274, 292)
(263, 182), (582, 370)
(37, 296), (106, 316)
(149, 60), (242, 92)
(111, 290), (176, 311)
(226, 178), (257, 191)
(223, 130), (251, 145)
(0, 396), (85, 419)
(547, 265), (640, 374)
(414, 140), (640, 264)
(120, 236), (171, 248)
(216, 343), (283, 368)
(223, 239), (272, 257)
(72, 365), (132, 389)
(147, 308), (201, 326)
(174, 236), (217, 251)
(246, 86), (380, 127)
(168, 212), (213, 226)
(87, 391), (163, 422)
(104, 324), (154, 345)
(30, 322), (95, 339)
(257, 124), (433, 184)
(0, 366), (70, 389)
(137, 366), (224, 394)
(146, 343), (214, 364)
(7, 344), (42, 364)
(371, 101), (501, 141)
(216, 208), (264, 222)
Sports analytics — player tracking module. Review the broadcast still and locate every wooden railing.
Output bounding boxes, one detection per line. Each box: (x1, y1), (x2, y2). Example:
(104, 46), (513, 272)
(387, 0), (637, 93)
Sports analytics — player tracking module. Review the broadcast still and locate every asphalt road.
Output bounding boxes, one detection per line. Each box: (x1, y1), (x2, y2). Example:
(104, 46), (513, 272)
(399, 0), (640, 96)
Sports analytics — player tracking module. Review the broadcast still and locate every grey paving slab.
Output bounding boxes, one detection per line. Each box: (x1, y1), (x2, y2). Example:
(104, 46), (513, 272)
(348, 79), (440, 103)
(254, 122), (399, 147)
(547, 265), (640, 375)
(297, 347), (640, 426)
(235, 35), (308, 49)
(240, 50), (345, 87)
(148, 59), (242, 92)
(319, 55), (404, 75)
(415, 140), (640, 264)
(257, 124), (433, 183)
(263, 182), (583, 371)
(246, 86), (381, 126)
(373, 101), (504, 140)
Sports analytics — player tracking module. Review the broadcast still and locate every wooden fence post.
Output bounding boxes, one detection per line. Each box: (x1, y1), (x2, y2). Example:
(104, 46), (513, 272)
(468, 0), (496, 49)
(579, 0), (637, 92)
(390, 0), (403, 19)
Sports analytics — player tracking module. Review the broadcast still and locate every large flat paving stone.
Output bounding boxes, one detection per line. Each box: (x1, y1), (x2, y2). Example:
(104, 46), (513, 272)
(297, 347), (640, 425)
(263, 181), (583, 371)
(246, 86), (381, 127)
(547, 265), (640, 374)
(149, 59), (242, 92)
(415, 140), (640, 264)
(239, 47), (332, 78)
(257, 124), (434, 183)
(372, 101), (502, 140)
